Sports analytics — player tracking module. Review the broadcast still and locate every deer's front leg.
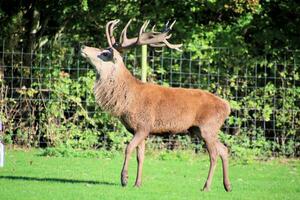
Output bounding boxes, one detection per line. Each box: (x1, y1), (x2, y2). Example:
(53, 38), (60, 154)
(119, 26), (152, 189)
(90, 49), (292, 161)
(121, 132), (147, 187)
(134, 140), (145, 187)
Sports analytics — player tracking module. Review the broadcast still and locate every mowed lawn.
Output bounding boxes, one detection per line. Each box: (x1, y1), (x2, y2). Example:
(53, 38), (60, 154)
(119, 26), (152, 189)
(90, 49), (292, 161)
(0, 150), (299, 200)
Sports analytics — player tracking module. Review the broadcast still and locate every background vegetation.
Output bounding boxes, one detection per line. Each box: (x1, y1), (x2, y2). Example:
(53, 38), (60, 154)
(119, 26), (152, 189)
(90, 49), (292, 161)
(0, 0), (299, 159)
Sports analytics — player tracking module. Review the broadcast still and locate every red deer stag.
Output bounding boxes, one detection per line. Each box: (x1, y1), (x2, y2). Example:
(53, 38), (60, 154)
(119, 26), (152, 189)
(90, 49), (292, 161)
(81, 19), (231, 192)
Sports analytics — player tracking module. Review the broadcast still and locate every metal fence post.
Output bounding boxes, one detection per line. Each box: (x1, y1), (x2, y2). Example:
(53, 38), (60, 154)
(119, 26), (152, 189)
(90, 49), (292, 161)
(141, 45), (147, 82)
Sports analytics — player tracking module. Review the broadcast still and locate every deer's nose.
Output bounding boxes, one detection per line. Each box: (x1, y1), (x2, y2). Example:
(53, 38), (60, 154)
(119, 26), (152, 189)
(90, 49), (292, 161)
(75, 45), (86, 55)
(79, 45), (88, 58)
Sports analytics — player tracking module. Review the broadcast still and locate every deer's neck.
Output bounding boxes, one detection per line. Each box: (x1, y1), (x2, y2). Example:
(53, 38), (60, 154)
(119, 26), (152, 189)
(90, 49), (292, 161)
(93, 67), (141, 116)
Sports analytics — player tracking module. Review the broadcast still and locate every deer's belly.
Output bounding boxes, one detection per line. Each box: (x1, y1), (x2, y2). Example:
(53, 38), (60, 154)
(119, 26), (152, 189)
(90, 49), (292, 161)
(151, 117), (193, 134)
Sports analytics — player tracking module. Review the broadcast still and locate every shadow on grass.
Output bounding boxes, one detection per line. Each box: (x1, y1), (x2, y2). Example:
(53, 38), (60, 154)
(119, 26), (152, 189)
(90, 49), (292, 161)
(0, 175), (118, 186)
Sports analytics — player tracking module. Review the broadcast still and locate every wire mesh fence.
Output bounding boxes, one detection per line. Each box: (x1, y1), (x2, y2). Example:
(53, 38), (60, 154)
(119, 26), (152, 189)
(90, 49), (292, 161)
(0, 41), (299, 155)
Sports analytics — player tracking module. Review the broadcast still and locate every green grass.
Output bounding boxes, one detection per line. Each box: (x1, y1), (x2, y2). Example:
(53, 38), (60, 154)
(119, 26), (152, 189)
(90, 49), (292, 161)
(0, 149), (299, 200)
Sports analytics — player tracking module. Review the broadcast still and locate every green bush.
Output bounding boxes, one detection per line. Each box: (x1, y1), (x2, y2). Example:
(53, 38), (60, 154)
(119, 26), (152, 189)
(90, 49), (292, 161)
(39, 145), (117, 159)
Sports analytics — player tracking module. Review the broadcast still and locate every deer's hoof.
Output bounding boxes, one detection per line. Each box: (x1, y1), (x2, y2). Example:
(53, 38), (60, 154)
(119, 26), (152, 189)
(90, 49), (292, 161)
(224, 183), (232, 192)
(202, 187), (210, 192)
(134, 182), (142, 188)
(121, 177), (128, 187)
(202, 183), (210, 192)
(121, 173), (128, 187)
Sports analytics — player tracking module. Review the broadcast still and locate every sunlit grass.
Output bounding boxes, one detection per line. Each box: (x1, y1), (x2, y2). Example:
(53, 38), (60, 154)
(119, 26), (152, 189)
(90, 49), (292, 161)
(0, 149), (299, 200)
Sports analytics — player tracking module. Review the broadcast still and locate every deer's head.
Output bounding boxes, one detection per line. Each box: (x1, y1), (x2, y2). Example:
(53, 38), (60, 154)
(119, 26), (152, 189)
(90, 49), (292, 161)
(81, 19), (182, 80)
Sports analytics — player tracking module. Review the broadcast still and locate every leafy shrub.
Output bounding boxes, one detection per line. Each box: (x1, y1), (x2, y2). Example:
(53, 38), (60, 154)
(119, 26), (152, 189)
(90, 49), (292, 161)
(40, 145), (117, 159)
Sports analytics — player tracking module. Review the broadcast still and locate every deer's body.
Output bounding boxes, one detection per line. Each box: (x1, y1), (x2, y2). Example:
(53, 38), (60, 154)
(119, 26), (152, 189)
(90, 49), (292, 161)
(94, 65), (230, 135)
(81, 19), (232, 192)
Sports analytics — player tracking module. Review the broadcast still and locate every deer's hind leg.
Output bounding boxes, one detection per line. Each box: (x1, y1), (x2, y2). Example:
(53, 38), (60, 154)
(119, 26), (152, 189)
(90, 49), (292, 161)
(216, 140), (231, 191)
(194, 123), (231, 192)
(134, 139), (145, 187)
(200, 127), (218, 191)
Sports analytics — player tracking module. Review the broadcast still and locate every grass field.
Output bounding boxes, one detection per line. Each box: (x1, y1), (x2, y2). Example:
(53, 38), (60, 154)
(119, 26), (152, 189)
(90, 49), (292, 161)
(0, 149), (299, 200)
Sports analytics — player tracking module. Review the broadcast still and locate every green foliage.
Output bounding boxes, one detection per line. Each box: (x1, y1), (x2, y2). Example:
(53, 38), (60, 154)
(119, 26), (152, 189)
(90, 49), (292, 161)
(0, 46), (133, 151)
(81, 0), (89, 11)
(1, 0), (299, 52)
(219, 131), (272, 164)
(34, 65), (132, 150)
(40, 146), (116, 159)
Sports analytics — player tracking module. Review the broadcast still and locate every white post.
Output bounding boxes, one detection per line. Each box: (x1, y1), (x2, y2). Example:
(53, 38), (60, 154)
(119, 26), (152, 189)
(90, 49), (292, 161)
(141, 45), (147, 83)
(0, 121), (4, 167)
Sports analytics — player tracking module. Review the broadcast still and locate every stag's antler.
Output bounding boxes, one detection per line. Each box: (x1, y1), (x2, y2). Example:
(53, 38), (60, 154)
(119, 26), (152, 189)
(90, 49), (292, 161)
(106, 19), (120, 48)
(105, 19), (182, 52)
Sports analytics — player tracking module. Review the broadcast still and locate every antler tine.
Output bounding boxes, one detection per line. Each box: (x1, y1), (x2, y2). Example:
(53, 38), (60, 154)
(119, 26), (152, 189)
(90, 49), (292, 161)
(105, 20), (114, 48)
(166, 34), (172, 39)
(142, 20), (150, 32)
(119, 19), (132, 44)
(169, 20), (176, 30)
(165, 20), (170, 28)
(149, 43), (166, 47)
(151, 24), (162, 34)
(151, 25), (156, 32)
(161, 20), (176, 33)
(161, 20), (170, 33)
(105, 19), (120, 48)
(163, 40), (183, 52)
(138, 20), (150, 43)
(110, 19), (120, 45)
(150, 40), (182, 51)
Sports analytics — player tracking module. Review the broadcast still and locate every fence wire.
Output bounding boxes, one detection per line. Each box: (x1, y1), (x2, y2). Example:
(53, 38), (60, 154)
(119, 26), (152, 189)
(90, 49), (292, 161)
(0, 43), (299, 155)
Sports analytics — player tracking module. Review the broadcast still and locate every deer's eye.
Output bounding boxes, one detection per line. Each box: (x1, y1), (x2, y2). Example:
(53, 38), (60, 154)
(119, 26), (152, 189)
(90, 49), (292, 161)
(98, 51), (112, 60)
(102, 52), (109, 57)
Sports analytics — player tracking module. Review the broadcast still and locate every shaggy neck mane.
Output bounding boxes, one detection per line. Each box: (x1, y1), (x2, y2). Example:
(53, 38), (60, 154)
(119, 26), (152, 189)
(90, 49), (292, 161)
(93, 67), (139, 116)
